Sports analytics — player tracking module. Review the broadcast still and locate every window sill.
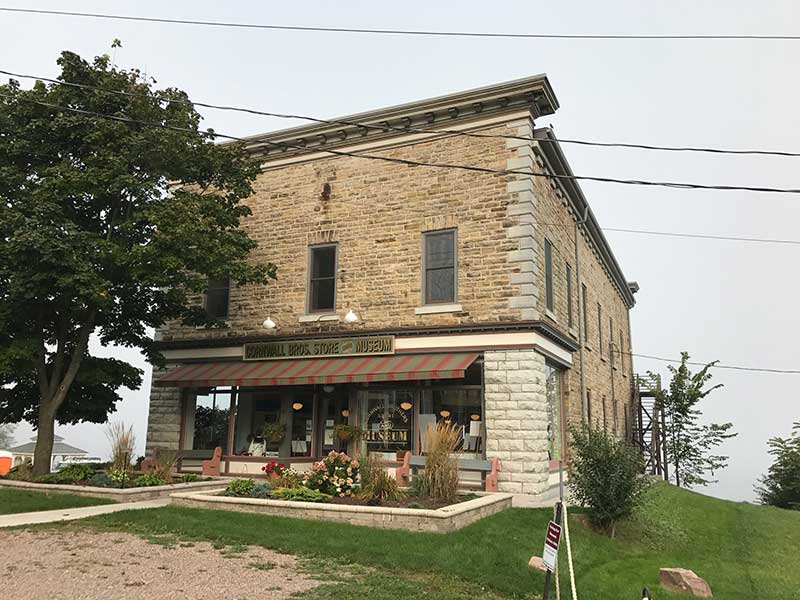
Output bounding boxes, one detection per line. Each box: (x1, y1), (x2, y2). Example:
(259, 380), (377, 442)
(195, 320), (231, 329)
(600, 355), (607, 363)
(584, 343), (593, 352)
(298, 313), (340, 323)
(545, 309), (558, 324)
(415, 303), (463, 315)
(568, 327), (578, 339)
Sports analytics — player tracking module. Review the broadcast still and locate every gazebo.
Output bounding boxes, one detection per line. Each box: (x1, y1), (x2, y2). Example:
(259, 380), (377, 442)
(8, 434), (88, 471)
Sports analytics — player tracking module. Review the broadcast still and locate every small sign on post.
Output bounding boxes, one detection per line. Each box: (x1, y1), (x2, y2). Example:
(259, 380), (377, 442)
(542, 520), (562, 571)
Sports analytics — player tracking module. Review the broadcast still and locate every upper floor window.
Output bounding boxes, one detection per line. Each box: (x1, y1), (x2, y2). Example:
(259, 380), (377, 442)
(597, 303), (603, 356)
(544, 238), (554, 312)
(619, 329), (626, 375)
(581, 284), (588, 341)
(423, 229), (457, 305)
(205, 277), (230, 320)
(308, 244), (337, 313)
(566, 264), (573, 329)
(609, 318), (615, 367)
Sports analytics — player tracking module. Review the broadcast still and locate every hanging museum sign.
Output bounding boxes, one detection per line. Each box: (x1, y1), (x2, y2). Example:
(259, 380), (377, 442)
(243, 335), (395, 361)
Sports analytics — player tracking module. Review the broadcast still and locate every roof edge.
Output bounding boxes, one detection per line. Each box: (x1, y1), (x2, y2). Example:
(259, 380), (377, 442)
(533, 127), (637, 308)
(231, 75), (559, 161)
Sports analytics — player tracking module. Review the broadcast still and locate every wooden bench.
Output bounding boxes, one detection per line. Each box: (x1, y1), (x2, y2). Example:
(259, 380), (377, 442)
(396, 451), (500, 493)
(176, 447), (222, 476)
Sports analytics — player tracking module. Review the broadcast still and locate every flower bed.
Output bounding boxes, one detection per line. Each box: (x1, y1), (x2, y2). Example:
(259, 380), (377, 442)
(170, 488), (512, 533)
(0, 476), (230, 503)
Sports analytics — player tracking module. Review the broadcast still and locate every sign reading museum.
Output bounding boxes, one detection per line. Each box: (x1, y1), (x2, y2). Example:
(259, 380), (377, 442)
(243, 335), (395, 361)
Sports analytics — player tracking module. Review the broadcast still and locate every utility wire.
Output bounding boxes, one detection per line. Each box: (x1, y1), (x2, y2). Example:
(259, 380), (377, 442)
(1, 7), (798, 41)
(3, 93), (800, 195)
(3, 66), (800, 159)
(603, 227), (800, 245)
(619, 350), (800, 374)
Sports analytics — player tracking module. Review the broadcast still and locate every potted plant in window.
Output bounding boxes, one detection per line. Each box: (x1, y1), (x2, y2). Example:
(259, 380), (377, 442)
(333, 423), (361, 442)
(262, 421), (286, 444)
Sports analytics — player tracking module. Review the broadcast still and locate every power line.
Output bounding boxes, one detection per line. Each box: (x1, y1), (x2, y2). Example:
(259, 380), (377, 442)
(3, 93), (800, 196)
(1, 7), (798, 41)
(603, 227), (800, 245)
(4, 67), (800, 160)
(622, 351), (800, 374)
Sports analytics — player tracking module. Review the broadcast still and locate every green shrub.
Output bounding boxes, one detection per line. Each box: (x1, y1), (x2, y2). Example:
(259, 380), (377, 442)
(54, 463), (96, 483)
(568, 423), (650, 536)
(251, 483), (272, 499)
(133, 473), (167, 487)
(223, 478), (256, 497)
(87, 473), (114, 488)
(107, 467), (131, 486)
(181, 473), (200, 483)
(359, 470), (403, 502)
(271, 486), (332, 503)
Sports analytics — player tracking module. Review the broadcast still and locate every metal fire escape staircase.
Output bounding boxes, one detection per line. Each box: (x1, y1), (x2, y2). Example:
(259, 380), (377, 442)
(631, 373), (668, 480)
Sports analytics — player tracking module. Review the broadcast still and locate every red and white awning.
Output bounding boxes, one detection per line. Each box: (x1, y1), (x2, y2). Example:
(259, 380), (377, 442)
(154, 352), (479, 388)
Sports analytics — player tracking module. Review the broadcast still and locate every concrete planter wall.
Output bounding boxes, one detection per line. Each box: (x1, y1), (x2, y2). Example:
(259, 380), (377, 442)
(170, 488), (513, 533)
(0, 478), (232, 503)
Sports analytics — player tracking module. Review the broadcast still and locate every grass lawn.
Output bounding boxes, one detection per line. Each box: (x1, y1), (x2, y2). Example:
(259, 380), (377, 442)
(79, 482), (799, 599)
(0, 488), (115, 515)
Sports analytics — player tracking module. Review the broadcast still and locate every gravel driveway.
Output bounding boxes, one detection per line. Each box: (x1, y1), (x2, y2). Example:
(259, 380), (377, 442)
(0, 529), (321, 599)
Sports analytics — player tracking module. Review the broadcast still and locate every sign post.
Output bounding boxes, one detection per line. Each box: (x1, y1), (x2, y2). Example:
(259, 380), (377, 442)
(542, 502), (563, 600)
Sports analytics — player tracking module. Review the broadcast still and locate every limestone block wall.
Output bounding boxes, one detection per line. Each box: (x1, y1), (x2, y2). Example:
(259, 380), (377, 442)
(145, 368), (183, 453)
(483, 348), (550, 495)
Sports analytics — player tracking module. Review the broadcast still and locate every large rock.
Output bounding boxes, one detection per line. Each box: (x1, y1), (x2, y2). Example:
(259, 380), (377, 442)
(659, 568), (712, 597)
(527, 556), (548, 573)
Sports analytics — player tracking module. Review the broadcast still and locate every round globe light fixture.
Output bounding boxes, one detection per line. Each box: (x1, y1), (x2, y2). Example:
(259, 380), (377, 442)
(341, 409), (350, 418)
(343, 309), (360, 323)
(470, 413), (481, 421)
(400, 401), (413, 411)
(439, 410), (451, 418)
(262, 317), (276, 330)
(292, 402), (304, 411)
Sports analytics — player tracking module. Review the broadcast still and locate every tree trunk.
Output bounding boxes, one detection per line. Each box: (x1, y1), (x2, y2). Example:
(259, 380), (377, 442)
(32, 401), (56, 476)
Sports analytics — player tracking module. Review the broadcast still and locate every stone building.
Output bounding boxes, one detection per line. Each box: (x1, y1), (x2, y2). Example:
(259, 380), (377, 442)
(145, 74), (638, 503)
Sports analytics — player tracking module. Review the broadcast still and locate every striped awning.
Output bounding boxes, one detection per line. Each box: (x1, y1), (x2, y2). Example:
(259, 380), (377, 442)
(155, 352), (479, 388)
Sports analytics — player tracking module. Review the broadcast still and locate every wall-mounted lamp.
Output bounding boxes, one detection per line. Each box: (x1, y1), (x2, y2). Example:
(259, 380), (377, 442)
(343, 309), (360, 324)
(292, 402), (304, 411)
(439, 410), (451, 418)
(470, 414), (481, 421)
(400, 401), (413, 411)
(262, 317), (276, 330)
(322, 384), (335, 394)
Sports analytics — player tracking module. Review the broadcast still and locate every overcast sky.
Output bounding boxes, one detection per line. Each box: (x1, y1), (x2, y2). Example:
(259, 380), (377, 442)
(3, 1), (798, 502)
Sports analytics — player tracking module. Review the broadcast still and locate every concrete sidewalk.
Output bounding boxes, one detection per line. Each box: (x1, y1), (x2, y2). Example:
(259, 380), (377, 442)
(0, 497), (170, 528)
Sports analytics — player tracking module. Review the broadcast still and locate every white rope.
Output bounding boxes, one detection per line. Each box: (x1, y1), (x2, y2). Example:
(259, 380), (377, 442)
(562, 503), (578, 600)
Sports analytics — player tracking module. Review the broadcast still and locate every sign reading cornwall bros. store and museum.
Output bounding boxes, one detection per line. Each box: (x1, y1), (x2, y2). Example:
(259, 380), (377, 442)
(243, 335), (395, 361)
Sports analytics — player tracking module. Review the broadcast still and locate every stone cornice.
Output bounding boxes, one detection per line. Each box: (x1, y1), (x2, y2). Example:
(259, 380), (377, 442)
(230, 74), (558, 163)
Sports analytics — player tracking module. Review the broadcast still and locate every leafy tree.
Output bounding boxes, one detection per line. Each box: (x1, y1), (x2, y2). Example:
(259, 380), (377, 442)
(0, 49), (275, 474)
(568, 423), (650, 537)
(652, 352), (736, 488)
(756, 421), (800, 510)
(0, 423), (15, 449)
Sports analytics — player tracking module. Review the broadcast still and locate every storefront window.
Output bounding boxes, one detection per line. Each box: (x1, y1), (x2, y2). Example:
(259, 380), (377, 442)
(545, 364), (563, 464)
(231, 388), (313, 458)
(319, 386), (348, 453)
(420, 388), (482, 453)
(190, 388), (231, 451)
(360, 389), (414, 454)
